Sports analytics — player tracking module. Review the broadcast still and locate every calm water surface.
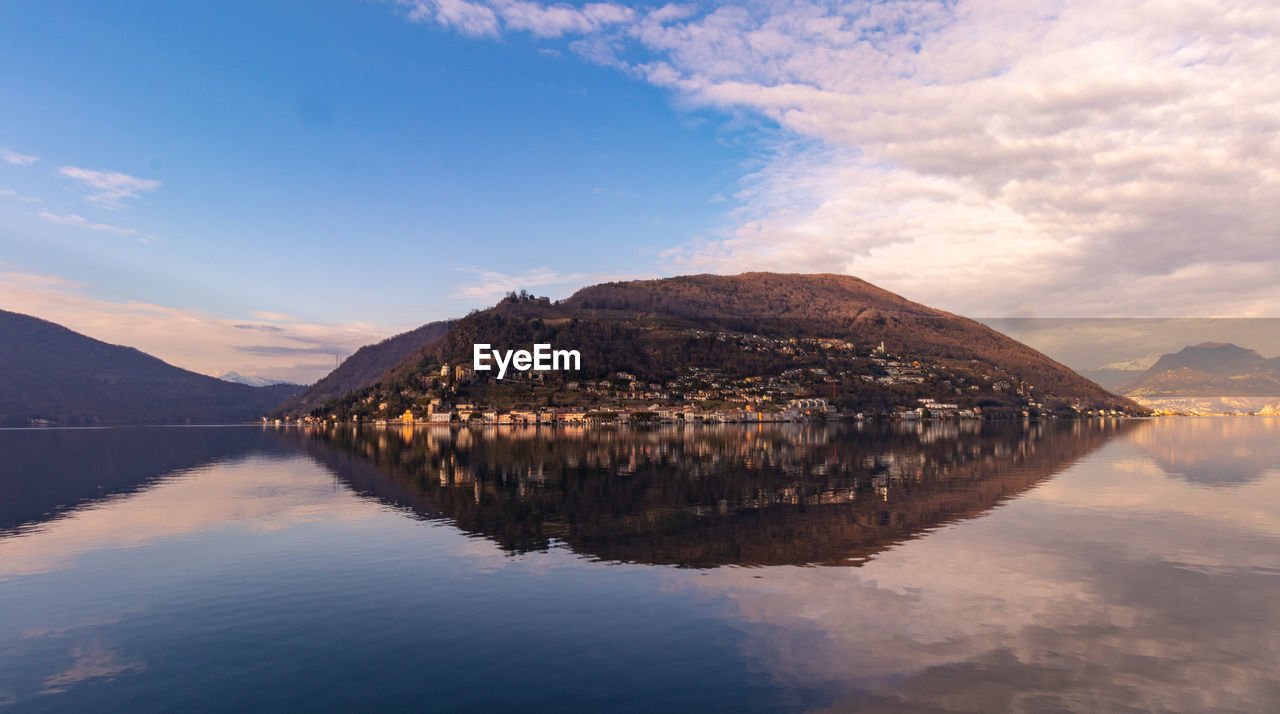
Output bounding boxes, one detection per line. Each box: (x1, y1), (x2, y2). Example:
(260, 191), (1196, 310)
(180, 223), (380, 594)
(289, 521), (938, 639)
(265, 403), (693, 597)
(1, 419), (1278, 712)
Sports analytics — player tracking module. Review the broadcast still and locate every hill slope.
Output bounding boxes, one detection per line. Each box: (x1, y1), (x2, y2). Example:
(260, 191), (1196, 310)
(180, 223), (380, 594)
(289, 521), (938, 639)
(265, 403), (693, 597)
(0, 310), (301, 426)
(321, 273), (1139, 419)
(272, 319), (454, 416)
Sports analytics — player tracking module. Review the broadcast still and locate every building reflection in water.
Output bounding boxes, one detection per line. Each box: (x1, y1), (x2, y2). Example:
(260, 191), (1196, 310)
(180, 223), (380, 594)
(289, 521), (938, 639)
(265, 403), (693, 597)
(277, 420), (1135, 567)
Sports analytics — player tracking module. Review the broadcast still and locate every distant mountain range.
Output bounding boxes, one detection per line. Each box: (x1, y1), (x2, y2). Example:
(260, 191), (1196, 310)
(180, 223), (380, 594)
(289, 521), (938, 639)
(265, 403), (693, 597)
(271, 320), (454, 417)
(1092, 342), (1280, 414)
(218, 371), (299, 388)
(3, 274), (1159, 426)
(0, 310), (303, 427)
(302, 273), (1140, 419)
(1125, 342), (1280, 396)
(1079, 356), (1161, 391)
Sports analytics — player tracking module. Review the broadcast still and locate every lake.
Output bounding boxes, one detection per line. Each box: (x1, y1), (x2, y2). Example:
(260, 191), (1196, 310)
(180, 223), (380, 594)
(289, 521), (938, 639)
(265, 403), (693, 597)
(2, 418), (1278, 711)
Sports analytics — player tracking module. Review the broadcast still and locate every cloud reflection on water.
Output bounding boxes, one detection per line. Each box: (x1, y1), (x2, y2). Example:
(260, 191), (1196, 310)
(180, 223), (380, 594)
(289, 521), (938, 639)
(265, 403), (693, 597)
(2, 419), (1278, 710)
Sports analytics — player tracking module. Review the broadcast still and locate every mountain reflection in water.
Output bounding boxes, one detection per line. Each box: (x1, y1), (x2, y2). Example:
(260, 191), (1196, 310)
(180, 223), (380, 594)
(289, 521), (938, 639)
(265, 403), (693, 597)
(0, 426), (293, 535)
(4, 419), (1280, 712)
(1129, 416), (1280, 485)
(279, 420), (1134, 567)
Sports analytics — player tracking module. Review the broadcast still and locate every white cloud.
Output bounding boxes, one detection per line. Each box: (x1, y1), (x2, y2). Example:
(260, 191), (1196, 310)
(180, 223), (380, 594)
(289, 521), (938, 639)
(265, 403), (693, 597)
(400, 0), (1280, 318)
(37, 210), (140, 238)
(0, 188), (42, 204)
(402, 0), (632, 38)
(405, 0), (500, 36)
(492, 0), (634, 37)
(0, 266), (393, 383)
(57, 166), (161, 209)
(253, 310), (301, 322)
(1, 148), (39, 165)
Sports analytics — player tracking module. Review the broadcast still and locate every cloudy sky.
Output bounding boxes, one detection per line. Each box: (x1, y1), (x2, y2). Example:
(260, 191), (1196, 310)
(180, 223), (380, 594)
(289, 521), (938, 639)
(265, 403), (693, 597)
(2, 0), (1276, 382)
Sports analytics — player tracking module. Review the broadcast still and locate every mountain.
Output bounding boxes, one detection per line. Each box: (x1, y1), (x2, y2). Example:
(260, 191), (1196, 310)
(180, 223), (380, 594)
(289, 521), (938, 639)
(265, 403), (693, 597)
(272, 319), (454, 417)
(316, 273), (1141, 419)
(1079, 368), (1145, 392)
(1124, 342), (1280, 397)
(218, 371), (299, 388)
(1101, 356), (1161, 371)
(0, 310), (303, 426)
(1078, 354), (1162, 392)
(1119, 342), (1280, 414)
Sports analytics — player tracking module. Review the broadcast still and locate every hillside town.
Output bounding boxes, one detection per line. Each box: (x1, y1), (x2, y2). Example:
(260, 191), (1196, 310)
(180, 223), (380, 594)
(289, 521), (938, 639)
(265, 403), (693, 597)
(283, 333), (1136, 426)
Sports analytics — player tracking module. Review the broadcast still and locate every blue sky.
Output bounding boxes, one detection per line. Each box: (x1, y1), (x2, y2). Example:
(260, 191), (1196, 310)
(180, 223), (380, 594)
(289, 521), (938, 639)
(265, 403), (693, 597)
(2, 1), (1277, 381)
(1, 1), (748, 326)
